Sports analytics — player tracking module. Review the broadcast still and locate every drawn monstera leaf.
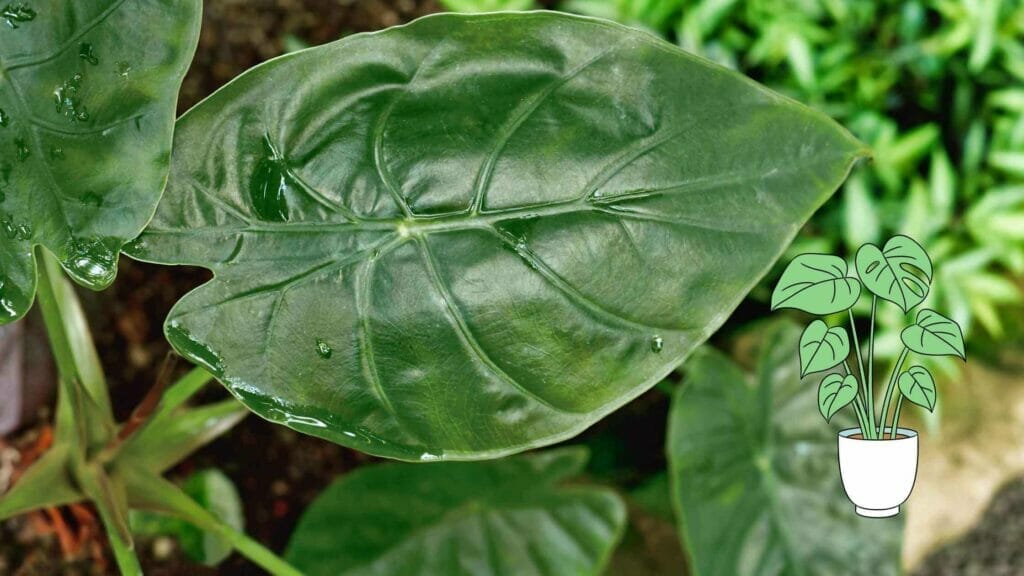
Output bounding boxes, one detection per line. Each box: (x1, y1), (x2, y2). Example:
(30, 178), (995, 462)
(901, 309), (966, 359)
(284, 447), (625, 576)
(855, 235), (932, 313)
(128, 12), (866, 460)
(897, 365), (936, 412)
(668, 323), (902, 576)
(771, 254), (861, 315)
(799, 320), (850, 376)
(818, 373), (858, 421)
(0, 0), (202, 323)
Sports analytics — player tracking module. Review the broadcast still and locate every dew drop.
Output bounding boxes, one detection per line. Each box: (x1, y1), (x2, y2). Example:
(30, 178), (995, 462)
(15, 223), (30, 240)
(49, 146), (64, 160)
(14, 137), (28, 161)
(116, 61), (132, 79)
(1, 3), (35, 29)
(249, 139), (292, 222)
(54, 74), (90, 123)
(650, 335), (664, 353)
(64, 236), (117, 288)
(315, 338), (333, 359)
(166, 319), (225, 377)
(0, 109), (9, 127)
(593, 190), (604, 198)
(78, 42), (98, 65)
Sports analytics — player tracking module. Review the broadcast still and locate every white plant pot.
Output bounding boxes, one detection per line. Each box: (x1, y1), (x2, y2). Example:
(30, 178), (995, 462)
(837, 427), (919, 518)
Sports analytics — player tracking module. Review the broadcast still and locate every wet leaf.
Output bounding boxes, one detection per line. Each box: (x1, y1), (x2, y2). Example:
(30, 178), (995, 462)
(129, 12), (865, 460)
(284, 447), (625, 576)
(0, 0), (202, 323)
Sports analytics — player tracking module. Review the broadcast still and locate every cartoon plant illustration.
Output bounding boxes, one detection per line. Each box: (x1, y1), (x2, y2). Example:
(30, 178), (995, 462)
(772, 234), (966, 517)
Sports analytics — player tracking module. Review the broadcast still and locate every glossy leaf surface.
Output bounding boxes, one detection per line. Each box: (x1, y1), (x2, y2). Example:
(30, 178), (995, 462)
(897, 365), (936, 412)
(284, 447), (625, 576)
(771, 254), (861, 314)
(818, 373), (857, 421)
(855, 235), (932, 313)
(799, 320), (849, 376)
(0, 0), (202, 324)
(668, 322), (902, 576)
(129, 12), (865, 460)
(901, 309), (966, 359)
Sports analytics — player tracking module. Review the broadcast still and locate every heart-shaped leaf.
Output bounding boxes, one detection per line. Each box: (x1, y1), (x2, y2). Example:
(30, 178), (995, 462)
(771, 253), (862, 314)
(668, 322), (902, 576)
(127, 12), (866, 460)
(284, 447), (625, 576)
(901, 309), (966, 359)
(0, 0), (202, 323)
(818, 373), (858, 421)
(897, 365), (936, 411)
(799, 319), (850, 376)
(855, 235), (933, 313)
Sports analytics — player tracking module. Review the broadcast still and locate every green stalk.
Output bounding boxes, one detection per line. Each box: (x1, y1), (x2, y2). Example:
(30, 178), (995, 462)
(867, 297), (877, 433)
(877, 347), (909, 437)
(843, 362), (872, 438)
(848, 309), (873, 434)
(889, 396), (904, 440)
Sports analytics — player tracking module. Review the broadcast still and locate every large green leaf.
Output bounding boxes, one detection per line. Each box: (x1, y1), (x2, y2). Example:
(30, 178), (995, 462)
(901, 309), (966, 359)
(284, 447), (625, 576)
(854, 235), (932, 313)
(667, 322), (902, 576)
(798, 319), (849, 376)
(0, 0), (202, 323)
(771, 254), (862, 314)
(128, 11), (866, 460)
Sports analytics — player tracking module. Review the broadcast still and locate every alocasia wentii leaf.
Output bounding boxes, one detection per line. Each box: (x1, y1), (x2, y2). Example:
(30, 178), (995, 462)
(0, 0), (202, 323)
(771, 254), (861, 315)
(284, 447), (625, 576)
(901, 309), (966, 359)
(818, 373), (858, 421)
(897, 365), (936, 412)
(668, 322), (902, 576)
(855, 235), (932, 313)
(799, 319), (849, 376)
(127, 12), (866, 460)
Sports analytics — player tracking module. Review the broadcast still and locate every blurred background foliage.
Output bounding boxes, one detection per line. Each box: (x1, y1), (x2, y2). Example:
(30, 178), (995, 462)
(443, 0), (1024, 385)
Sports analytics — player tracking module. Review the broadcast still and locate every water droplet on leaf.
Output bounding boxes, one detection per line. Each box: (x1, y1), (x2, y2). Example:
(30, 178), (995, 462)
(64, 236), (117, 288)
(166, 320), (225, 377)
(54, 74), (90, 123)
(49, 146), (64, 160)
(249, 138), (292, 222)
(78, 42), (98, 65)
(650, 335), (664, 353)
(315, 338), (332, 359)
(1, 3), (35, 29)
(116, 61), (132, 79)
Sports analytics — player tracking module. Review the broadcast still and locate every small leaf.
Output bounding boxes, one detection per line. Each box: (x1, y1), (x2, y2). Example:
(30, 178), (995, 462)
(284, 447), (625, 576)
(818, 373), (858, 421)
(901, 309), (966, 359)
(771, 254), (862, 314)
(855, 235), (933, 313)
(799, 320), (850, 376)
(898, 365), (937, 412)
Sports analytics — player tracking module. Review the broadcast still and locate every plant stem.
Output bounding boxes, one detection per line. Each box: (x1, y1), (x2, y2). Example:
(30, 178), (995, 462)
(890, 396), (904, 440)
(867, 296), (877, 433)
(213, 524), (303, 576)
(847, 309), (873, 434)
(877, 347), (909, 436)
(843, 361), (872, 438)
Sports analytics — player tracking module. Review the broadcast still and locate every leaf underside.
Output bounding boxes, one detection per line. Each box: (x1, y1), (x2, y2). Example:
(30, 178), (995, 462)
(284, 447), (625, 576)
(0, 0), (202, 323)
(129, 11), (866, 460)
(668, 323), (902, 576)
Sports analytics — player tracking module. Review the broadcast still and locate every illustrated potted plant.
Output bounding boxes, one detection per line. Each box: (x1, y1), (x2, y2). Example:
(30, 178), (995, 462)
(771, 235), (966, 517)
